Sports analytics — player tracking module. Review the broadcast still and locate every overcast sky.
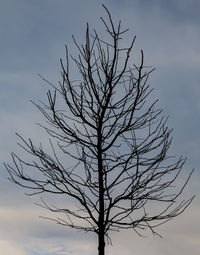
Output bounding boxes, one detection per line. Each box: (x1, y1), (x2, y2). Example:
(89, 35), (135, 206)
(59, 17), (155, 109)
(0, 0), (200, 255)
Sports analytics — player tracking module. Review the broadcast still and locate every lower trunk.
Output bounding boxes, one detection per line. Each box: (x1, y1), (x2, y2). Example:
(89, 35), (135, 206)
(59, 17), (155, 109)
(98, 228), (105, 255)
(97, 129), (105, 255)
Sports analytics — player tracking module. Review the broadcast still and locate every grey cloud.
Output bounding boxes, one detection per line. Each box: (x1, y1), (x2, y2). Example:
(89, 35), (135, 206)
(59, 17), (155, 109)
(0, 1), (200, 255)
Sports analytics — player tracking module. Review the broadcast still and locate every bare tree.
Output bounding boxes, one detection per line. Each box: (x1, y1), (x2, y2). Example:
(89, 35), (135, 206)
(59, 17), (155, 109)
(5, 5), (194, 255)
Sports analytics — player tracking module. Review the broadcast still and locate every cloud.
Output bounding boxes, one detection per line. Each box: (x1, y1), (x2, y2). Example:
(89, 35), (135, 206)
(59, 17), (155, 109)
(0, 202), (199, 255)
(0, 1), (200, 255)
(106, 204), (200, 255)
(0, 204), (96, 255)
(0, 240), (27, 255)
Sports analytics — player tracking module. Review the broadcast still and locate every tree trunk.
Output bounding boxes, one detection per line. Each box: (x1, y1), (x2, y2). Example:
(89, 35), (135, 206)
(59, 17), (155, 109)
(97, 123), (105, 255)
(97, 153), (105, 255)
(98, 227), (105, 255)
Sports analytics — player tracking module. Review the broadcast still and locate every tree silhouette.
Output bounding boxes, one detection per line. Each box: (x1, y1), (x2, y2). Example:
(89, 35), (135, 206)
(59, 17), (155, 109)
(5, 5), (194, 255)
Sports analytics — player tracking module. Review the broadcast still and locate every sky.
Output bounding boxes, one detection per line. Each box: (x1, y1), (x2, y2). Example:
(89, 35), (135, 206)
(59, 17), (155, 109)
(0, 0), (200, 254)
